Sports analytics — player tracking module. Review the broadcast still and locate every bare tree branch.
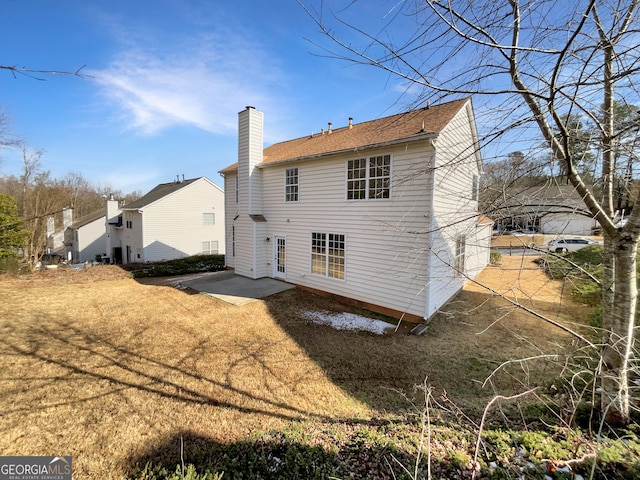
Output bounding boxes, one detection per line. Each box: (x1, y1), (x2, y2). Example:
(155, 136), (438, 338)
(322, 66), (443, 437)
(0, 65), (91, 81)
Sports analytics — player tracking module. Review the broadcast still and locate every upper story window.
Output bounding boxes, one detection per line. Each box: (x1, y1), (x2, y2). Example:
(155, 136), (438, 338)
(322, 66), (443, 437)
(347, 155), (391, 200)
(285, 168), (299, 202)
(203, 213), (215, 225)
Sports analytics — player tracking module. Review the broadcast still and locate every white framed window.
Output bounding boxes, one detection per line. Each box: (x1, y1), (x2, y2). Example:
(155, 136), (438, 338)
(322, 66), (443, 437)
(471, 174), (479, 201)
(347, 154), (391, 200)
(285, 167), (299, 202)
(311, 232), (345, 279)
(455, 234), (466, 276)
(201, 240), (219, 255)
(203, 213), (215, 225)
(347, 158), (367, 199)
(231, 225), (235, 257)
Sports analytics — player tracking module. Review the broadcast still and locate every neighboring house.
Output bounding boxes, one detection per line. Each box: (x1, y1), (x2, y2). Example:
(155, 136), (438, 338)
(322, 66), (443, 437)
(489, 182), (598, 235)
(117, 177), (225, 264)
(46, 207), (73, 259)
(65, 208), (110, 263)
(66, 178), (225, 264)
(65, 196), (123, 263)
(219, 99), (491, 322)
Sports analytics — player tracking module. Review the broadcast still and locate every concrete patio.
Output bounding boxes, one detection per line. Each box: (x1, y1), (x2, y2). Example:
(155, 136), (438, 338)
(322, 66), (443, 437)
(138, 270), (296, 306)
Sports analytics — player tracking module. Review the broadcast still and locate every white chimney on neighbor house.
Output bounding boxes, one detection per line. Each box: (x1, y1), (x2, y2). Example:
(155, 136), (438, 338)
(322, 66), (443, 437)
(46, 217), (55, 252)
(106, 194), (119, 224)
(238, 106), (264, 215)
(62, 207), (73, 229)
(105, 195), (120, 262)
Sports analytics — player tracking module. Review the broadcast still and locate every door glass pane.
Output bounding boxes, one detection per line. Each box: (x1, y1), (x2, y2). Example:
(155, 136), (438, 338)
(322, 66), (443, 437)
(277, 238), (285, 273)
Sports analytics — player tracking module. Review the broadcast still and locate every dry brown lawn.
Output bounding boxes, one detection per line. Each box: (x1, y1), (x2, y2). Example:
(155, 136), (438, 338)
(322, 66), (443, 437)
(0, 257), (589, 478)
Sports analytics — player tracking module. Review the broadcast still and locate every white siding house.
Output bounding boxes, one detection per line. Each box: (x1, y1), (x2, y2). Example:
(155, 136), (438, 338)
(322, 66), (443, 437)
(220, 99), (490, 322)
(117, 177), (225, 264)
(66, 209), (108, 263)
(65, 198), (121, 263)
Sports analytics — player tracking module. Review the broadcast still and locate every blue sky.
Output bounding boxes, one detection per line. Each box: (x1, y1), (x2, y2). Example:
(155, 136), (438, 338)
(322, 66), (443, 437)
(0, 1), (411, 194)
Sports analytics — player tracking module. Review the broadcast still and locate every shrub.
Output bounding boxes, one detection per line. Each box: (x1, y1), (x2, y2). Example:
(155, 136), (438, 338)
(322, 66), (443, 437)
(0, 255), (26, 274)
(122, 254), (225, 278)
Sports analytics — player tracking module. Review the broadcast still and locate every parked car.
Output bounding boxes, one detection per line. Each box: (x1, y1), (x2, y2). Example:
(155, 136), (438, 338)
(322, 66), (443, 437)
(547, 237), (602, 253)
(39, 253), (65, 265)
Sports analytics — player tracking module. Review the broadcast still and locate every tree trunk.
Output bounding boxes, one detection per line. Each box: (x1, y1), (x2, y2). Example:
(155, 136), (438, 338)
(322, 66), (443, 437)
(602, 233), (616, 324)
(601, 235), (637, 426)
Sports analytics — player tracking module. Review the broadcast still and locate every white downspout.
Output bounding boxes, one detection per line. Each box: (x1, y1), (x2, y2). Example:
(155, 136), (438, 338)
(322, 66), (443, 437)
(424, 138), (437, 320)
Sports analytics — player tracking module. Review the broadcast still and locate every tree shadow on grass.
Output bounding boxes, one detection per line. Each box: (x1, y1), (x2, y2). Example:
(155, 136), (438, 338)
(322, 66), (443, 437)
(0, 316), (369, 425)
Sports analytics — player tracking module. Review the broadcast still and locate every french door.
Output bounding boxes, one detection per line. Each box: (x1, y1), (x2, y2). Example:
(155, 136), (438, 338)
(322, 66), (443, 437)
(274, 236), (286, 280)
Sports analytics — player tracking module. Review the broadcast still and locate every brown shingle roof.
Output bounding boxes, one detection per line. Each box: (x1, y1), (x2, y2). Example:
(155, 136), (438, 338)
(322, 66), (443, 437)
(220, 97), (469, 173)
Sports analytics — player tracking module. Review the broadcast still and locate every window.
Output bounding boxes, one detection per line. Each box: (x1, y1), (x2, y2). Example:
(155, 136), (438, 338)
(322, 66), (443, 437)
(311, 232), (345, 279)
(347, 158), (367, 199)
(455, 234), (466, 276)
(347, 155), (390, 199)
(471, 174), (479, 201)
(126, 220), (133, 229)
(231, 225), (235, 257)
(368, 155), (391, 199)
(203, 213), (215, 225)
(201, 240), (219, 255)
(285, 168), (299, 202)
(235, 176), (239, 203)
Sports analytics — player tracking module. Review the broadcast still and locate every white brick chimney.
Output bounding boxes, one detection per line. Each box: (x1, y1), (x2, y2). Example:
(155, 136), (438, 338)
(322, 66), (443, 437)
(105, 195), (120, 262)
(238, 106), (263, 215)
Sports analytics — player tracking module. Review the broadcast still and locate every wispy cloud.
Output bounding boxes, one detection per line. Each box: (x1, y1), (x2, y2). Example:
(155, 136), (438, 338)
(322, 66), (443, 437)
(89, 20), (288, 137)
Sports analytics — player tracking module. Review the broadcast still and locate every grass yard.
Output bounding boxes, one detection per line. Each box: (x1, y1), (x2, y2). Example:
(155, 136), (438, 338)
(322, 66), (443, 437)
(0, 257), (631, 479)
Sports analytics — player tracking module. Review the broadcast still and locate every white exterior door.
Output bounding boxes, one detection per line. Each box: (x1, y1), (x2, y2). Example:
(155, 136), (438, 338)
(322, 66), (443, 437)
(274, 236), (286, 280)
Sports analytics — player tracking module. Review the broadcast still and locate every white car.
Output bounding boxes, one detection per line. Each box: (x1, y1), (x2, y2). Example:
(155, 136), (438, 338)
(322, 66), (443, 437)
(547, 237), (602, 253)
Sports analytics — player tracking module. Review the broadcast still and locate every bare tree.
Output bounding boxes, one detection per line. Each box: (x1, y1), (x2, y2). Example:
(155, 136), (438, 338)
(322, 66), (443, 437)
(0, 110), (20, 173)
(301, 0), (640, 426)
